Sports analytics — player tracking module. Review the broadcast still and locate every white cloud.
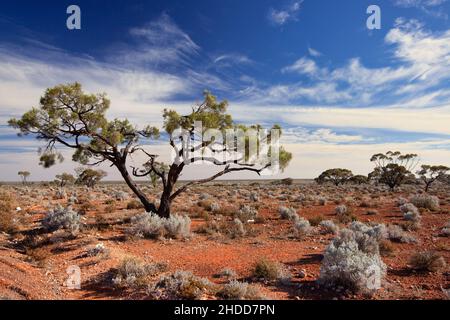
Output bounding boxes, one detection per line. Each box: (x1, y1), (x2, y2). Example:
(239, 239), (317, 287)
(308, 47), (322, 57)
(119, 13), (200, 67)
(393, 0), (448, 18)
(268, 1), (303, 26)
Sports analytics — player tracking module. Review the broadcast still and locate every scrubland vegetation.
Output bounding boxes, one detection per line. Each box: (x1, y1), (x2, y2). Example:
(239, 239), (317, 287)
(0, 176), (448, 300)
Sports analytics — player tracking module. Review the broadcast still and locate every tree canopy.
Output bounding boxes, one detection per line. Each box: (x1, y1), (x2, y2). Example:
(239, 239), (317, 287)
(315, 168), (353, 186)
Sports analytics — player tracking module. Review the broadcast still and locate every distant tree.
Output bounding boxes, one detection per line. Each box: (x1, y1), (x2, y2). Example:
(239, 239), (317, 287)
(18, 171), (30, 185)
(75, 168), (107, 188)
(9, 83), (291, 217)
(315, 168), (353, 186)
(369, 151), (418, 190)
(417, 165), (450, 192)
(439, 173), (450, 185)
(349, 175), (369, 185)
(54, 172), (76, 188)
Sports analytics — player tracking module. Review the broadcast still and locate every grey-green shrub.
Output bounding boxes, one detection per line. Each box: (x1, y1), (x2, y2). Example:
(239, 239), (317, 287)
(318, 225), (386, 294)
(42, 205), (81, 235)
(411, 195), (440, 211)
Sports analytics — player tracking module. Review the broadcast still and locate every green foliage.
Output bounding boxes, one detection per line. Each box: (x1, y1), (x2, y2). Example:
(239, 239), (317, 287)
(315, 168), (353, 186)
(75, 168), (107, 187)
(349, 175), (369, 185)
(417, 164), (449, 191)
(369, 151), (418, 190)
(54, 172), (76, 187)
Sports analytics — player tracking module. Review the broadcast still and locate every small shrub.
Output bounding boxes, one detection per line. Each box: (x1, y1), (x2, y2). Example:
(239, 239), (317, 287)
(86, 243), (110, 258)
(318, 226), (386, 295)
(335, 205), (347, 215)
(216, 268), (237, 280)
(308, 215), (324, 226)
(249, 192), (260, 202)
(127, 199), (144, 210)
(0, 192), (18, 233)
(151, 270), (214, 300)
(279, 206), (298, 221)
(164, 214), (191, 239)
(252, 259), (290, 283)
(218, 280), (266, 300)
(42, 205), (81, 235)
(129, 212), (164, 239)
(229, 218), (246, 238)
(319, 220), (339, 235)
(114, 191), (128, 201)
(411, 195), (440, 212)
(387, 224), (417, 243)
(235, 205), (258, 222)
(293, 217), (312, 239)
(335, 205), (356, 224)
(113, 257), (168, 288)
(409, 251), (446, 272)
(128, 213), (191, 239)
(379, 239), (395, 257)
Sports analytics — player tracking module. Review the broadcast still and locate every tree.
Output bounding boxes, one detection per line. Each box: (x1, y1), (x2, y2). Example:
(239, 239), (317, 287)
(417, 165), (449, 192)
(18, 171), (30, 185)
(9, 83), (291, 217)
(75, 168), (107, 188)
(369, 151), (418, 190)
(349, 175), (369, 185)
(54, 172), (76, 187)
(315, 168), (353, 186)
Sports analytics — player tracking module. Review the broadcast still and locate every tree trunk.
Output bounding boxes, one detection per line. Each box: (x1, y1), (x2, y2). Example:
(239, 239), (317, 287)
(116, 162), (157, 214)
(157, 190), (171, 218)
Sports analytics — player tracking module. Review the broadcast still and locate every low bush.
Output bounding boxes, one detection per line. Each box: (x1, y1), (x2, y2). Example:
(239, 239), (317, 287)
(410, 195), (440, 212)
(112, 257), (168, 288)
(252, 259), (291, 283)
(387, 224), (417, 243)
(126, 199), (144, 210)
(151, 270), (214, 300)
(0, 192), (18, 233)
(318, 225), (386, 295)
(42, 205), (81, 235)
(279, 206), (298, 221)
(218, 280), (266, 300)
(319, 220), (339, 235)
(409, 251), (446, 272)
(235, 205), (258, 222)
(293, 217), (312, 239)
(128, 212), (191, 240)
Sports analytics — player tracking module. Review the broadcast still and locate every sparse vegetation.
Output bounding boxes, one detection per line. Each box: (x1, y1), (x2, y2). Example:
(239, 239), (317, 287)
(409, 251), (446, 272)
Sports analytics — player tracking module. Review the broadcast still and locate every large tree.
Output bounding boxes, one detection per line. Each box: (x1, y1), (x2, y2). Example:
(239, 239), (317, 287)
(9, 83), (291, 217)
(54, 172), (76, 187)
(315, 168), (353, 186)
(369, 151), (418, 190)
(75, 168), (107, 188)
(417, 165), (449, 192)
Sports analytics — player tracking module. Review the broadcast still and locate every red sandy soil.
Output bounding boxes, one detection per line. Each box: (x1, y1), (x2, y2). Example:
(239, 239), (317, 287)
(0, 182), (449, 300)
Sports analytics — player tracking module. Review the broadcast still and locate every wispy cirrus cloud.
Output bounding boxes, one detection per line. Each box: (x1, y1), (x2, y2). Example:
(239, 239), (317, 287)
(268, 1), (303, 26)
(393, 0), (448, 18)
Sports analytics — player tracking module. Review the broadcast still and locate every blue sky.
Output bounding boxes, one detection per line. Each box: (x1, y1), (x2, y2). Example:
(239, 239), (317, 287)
(1, 0), (450, 180)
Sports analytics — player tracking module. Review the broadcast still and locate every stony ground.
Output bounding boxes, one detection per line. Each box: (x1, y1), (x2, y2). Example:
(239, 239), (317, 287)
(0, 181), (449, 300)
